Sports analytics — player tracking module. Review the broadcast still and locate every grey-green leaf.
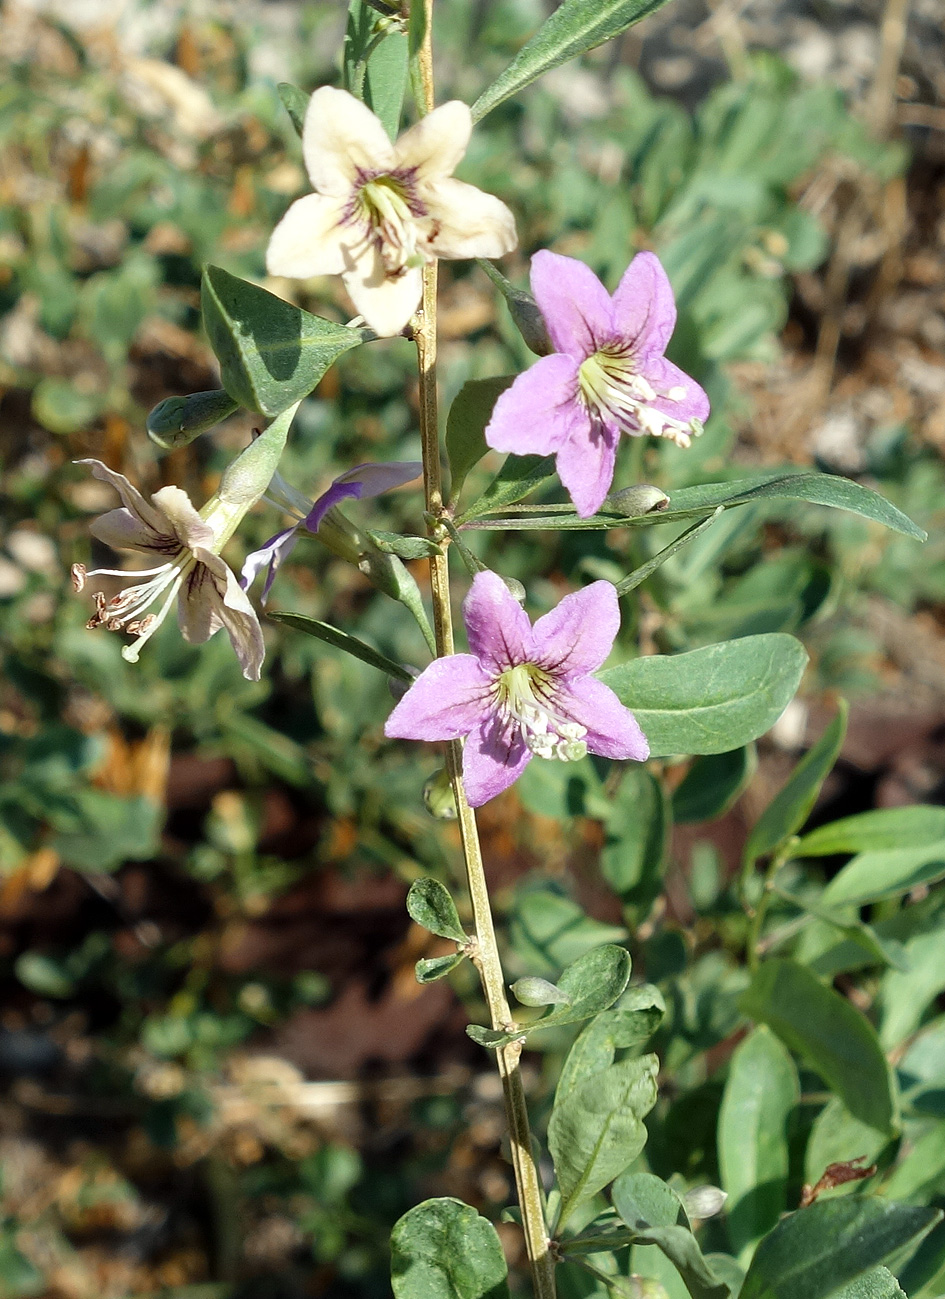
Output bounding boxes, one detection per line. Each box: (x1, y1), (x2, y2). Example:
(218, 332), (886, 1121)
(457, 455), (555, 522)
(390, 1197), (510, 1299)
(366, 530), (440, 559)
(820, 842), (945, 908)
(556, 988), (666, 1103)
(598, 635), (808, 758)
(446, 376), (515, 503)
(201, 265), (372, 416)
(672, 746), (756, 825)
(267, 613), (414, 682)
(407, 878), (467, 943)
(738, 1199), (940, 1299)
(612, 1173), (731, 1299)
(549, 1054), (659, 1228)
(471, 0), (678, 123)
(804, 1097), (888, 1199)
(717, 1026), (799, 1261)
(832, 1268), (906, 1299)
(416, 953), (465, 984)
(744, 702), (848, 867)
(796, 806), (945, 857)
(740, 958), (898, 1134)
(277, 82), (308, 136)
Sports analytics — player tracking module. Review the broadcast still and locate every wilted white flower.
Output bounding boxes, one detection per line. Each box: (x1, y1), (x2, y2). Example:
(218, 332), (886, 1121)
(266, 87), (517, 337)
(72, 460), (264, 680)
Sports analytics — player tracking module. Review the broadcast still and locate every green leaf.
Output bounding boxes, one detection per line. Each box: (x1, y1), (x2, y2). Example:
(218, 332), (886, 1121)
(820, 843), (945, 908)
(201, 266), (372, 416)
(390, 1197), (510, 1299)
(446, 376), (516, 504)
(466, 472), (926, 539)
(277, 81), (308, 135)
(366, 530), (440, 559)
(471, 0), (677, 123)
(364, 30), (409, 141)
(456, 455), (555, 522)
(738, 1199), (941, 1299)
(672, 746), (755, 825)
(598, 635), (808, 758)
(796, 806), (945, 857)
(804, 1097), (887, 1199)
(406, 878), (467, 944)
(467, 944), (631, 1048)
(740, 958), (898, 1134)
(775, 888), (909, 974)
(267, 612), (414, 682)
(743, 702), (848, 867)
(601, 767), (669, 904)
(882, 1123), (945, 1202)
(612, 1173), (731, 1299)
(509, 885), (627, 975)
(718, 1026), (799, 1261)
(615, 508), (725, 596)
(52, 792), (162, 872)
(555, 988), (666, 1103)
(549, 1054), (659, 1229)
(832, 1268), (905, 1299)
(416, 953), (465, 984)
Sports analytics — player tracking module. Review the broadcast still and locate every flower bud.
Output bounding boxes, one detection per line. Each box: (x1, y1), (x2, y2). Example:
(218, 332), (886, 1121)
(605, 484), (671, 517)
(507, 289), (553, 356)
(423, 768), (458, 820)
(217, 402), (300, 506)
(510, 977), (571, 1007)
(147, 390), (239, 450)
(682, 1185), (727, 1219)
(501, 575), (527, 603)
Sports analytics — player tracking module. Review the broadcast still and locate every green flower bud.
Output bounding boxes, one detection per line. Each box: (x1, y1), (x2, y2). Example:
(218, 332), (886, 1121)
(510, 976), (571, 1007)
(502, 576), (527, 604)
(146, 390), (239, 451)
(605, 484), (671, 517)
(682, 1185), (727, 1219)
(423, 768), (458, 820)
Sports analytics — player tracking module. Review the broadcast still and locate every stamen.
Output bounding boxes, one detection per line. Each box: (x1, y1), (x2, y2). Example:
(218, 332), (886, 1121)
(122, 576), (184, 663)
(72, 563), (87, 593)
(494, 663), (588, 763)
(578, 346), (698, 445)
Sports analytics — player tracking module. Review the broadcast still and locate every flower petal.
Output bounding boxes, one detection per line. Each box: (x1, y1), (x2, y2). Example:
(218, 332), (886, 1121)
(555, 675), (650, 762)
(89, 507), (172, 553)
(555, 417), (619, 518)
(485, 353), (581, 457)
(530, 251), (613, 357)
(611, 252), (677, 359)
(394, 100), (471, 178)
(240, 523), (301, 603)
(78, 458), (177, 551)
(341, 241), (423, 337)
(462, 714), (532, 806)
(266, 193), (349, 279)
(304, 460), (423, 531)
(385, 654), (493, 740)
(462, 571), (533, 671)
(181, 551), (265, 681)
(532, 581), (620, 678)
(640, 356), (710, 424)
(151, 485), (216, 551)
(422, 179), (517, 259)
(302, 86), (393, 195)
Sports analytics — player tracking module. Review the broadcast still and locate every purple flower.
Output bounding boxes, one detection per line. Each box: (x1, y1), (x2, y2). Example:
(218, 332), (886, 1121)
(485, 250), (710, 518)
(241, 461), (421, 602)
(385, 571), (649, 806)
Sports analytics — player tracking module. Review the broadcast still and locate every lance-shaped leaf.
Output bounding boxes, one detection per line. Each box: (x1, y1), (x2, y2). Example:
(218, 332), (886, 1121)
(832, 1268), (906, 1299)
(718, 1026), (799, 1261)
(278, 82), (308, 136)
(446, 376), (516, 504)
(407, 878), (468, 944)
(740, 958), (898, 1134)
(471, 0), (678, 122)
(416, 953), (466, 984)
(598, 635), (808, 758)
(267, 613), (414, 682)
(366, 530), (440, 559)
(738, 1199), (941, 1299)
(549, 1054), (659, 1229)
(820, 842), (945, 908)
(390, 1197), (510, 1299)
(467, 945), (631, 1049)
(202, 265), (372, 416)
(456, 455), (556, 522)
(796, 805), (945, 857)
(743, 701), (848, 868)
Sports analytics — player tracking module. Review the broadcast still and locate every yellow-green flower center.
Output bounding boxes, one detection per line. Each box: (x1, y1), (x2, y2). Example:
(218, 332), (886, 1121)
(357, 176), (426, 275)
(494, 663), (587, 761)
(578, 345), (702, 448)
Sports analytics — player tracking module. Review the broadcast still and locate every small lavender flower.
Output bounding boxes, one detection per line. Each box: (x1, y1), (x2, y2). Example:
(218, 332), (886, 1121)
(72, 460), (264, 680)
(485, 250), (710, 518)
(385, 571), (648, 806)
(266, 87), (517, 337)
(241, 461), (422, 602)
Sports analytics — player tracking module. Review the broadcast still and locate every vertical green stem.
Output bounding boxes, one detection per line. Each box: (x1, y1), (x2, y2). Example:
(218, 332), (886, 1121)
(413, 5), (555, 1295)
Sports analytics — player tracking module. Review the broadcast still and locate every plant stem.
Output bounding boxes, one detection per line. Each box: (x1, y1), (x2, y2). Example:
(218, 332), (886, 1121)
(413, 6), (555, 1295)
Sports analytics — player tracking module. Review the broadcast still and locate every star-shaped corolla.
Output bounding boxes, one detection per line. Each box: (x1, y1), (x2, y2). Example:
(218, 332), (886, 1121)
(485, 250), (711, 518)
(266, 87), (518, 338)
(240, 460), (422, 602)
(72, 460), (264, 680)
(385, 571), (649, 806)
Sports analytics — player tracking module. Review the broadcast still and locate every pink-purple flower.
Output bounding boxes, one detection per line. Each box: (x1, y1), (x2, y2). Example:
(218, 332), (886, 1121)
(385, 571), (649, 806)
(241, 461), (421, 602)
(485, 250), (710, 518)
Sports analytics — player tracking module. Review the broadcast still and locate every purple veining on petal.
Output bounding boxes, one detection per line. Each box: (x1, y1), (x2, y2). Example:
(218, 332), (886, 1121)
(531, 581), (620, 678)
(556, 675), (650, 762)
(462, 571), (533, 670)
(462, 714), (532, 806)
(530, 250), (612, 357)
(240, 524), (302, 603)
(611, 251), (677, 358)
(484, 354), (581, 458)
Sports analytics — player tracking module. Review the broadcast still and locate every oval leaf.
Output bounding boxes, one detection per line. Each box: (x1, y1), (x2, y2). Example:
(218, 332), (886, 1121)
(598, 635), (808, 758)
(738, 1199), (941, 1299)
(407, 878), (467, 944)
(446, 376), (515, 503)
(740, 959), (898, 1134)
(390, 1197), (510, 1299)
(555, 988), (666, 1104)
(416, 953), (466, 984)
(201, 265), (372, 416)
(672, 746), (756, 825)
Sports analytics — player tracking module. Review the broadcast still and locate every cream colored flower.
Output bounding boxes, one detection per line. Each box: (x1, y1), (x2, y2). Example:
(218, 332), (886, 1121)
(266, 87), (517, 337)
(72, 460), (264, 680)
